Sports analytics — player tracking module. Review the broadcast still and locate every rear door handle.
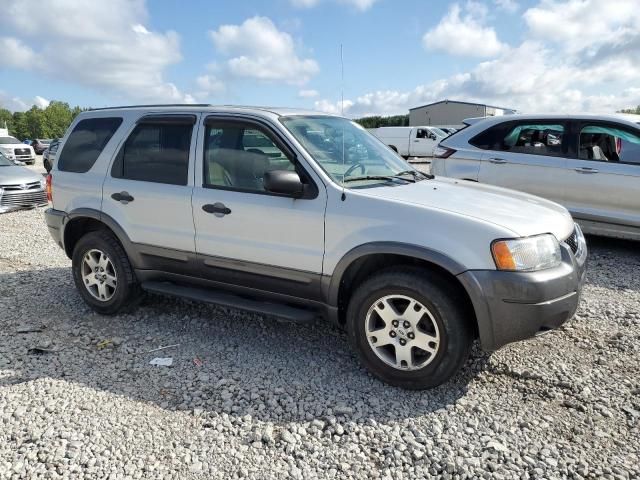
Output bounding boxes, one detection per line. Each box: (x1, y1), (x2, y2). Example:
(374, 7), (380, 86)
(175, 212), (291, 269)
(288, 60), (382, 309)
(111, 191), (134, 203)
(202, 203), (231, 216)
(575, 167), (598, 174)
(489, 158), (508, 164)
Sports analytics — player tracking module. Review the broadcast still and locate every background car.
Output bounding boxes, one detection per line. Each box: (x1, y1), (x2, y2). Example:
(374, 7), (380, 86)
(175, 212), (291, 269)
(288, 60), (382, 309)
(31, 138), (52, 155)
(0, 151), (47, 213)
(431, 113), (640, 240)
(0, 135), (36, 165)
(43, 138), (60, 173)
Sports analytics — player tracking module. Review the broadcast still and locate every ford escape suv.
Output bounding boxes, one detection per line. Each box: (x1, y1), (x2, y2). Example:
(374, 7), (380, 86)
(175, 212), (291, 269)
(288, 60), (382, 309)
(45, 105), (587, 389)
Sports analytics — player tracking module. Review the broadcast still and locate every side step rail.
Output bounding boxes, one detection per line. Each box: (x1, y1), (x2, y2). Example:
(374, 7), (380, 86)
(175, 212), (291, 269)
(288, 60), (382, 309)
(141, 281), (317, 323)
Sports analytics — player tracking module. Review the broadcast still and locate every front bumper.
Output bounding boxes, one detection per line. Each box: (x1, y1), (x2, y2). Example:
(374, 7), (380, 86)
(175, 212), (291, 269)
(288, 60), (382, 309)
(45, 208), (66, 249)
(458, 238), (587, 351)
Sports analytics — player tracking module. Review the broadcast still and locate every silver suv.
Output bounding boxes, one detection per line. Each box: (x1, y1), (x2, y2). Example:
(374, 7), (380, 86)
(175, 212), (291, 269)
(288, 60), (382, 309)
(45, 105), (587, 389)
(431, 114), (640, 240)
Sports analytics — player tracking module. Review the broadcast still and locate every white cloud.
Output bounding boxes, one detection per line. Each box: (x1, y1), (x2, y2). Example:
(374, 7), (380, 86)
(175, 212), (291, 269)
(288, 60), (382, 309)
(316, 38), (640, 117)
(33, 96), (50, 109)
(494, 0), (519, 12)
(298, 89), (319, 98)
(0, 37), (37, 68)
(290, 0), (378, 10)
(196, 75), (225, 95)
(423, 3), (507, 58)
(0, 0), (191, 103)
(210, 16), (319, 85)
(524, 0), (640, 55)
(0, 91), (50, 112)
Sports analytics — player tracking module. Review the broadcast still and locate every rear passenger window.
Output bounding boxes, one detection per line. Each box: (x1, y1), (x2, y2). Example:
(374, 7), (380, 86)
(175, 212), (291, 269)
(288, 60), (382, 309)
(111, 119), (194, 186)
(579, 124), (640, 164)
(57, 117), (122, 173)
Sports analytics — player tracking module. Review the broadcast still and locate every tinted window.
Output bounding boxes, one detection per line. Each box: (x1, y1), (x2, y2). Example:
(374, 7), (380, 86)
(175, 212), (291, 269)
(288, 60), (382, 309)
(112, 121), (193, 185)
(58, 118), (122, 173)
(203, 122), (295, 192)
(579, 124), (640, 165)
(471, 122), (565, 156)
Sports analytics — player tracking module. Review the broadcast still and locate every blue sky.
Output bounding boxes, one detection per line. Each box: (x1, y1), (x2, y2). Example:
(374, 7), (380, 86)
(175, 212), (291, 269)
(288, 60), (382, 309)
(1, 0), (639, 116)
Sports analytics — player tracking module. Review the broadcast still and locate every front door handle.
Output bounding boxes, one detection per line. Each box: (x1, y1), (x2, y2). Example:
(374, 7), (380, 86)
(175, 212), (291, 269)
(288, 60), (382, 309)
(111, 191), (134, 203)
(202, 202), (231, 216)
(413, 139), (420, 142)
(489, 158), (508, 164)
(575, 167), (599, 174)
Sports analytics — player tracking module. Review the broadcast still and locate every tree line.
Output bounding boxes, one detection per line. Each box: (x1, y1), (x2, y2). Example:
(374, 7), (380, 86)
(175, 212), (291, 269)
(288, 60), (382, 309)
(619, 105), (640, 114)
(0, 101), (85, 140)
(353, 114), (410, 128)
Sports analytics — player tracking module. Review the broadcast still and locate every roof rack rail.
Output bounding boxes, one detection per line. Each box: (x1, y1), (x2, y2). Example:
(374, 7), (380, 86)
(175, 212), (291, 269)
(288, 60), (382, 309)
(89, 104), (213, 111)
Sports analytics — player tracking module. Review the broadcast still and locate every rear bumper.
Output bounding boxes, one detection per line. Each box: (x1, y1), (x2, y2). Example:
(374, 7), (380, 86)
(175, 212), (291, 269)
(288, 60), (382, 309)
(458, 241), (587, 351)
(45, 208), (66, 249)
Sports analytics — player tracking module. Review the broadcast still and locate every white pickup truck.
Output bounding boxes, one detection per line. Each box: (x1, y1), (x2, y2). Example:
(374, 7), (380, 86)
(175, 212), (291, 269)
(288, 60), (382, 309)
(369, 126), (447, 158)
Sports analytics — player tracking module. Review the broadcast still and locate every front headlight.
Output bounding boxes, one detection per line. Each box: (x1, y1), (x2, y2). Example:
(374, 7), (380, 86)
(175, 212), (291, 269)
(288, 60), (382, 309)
(491, 234), (561, 271)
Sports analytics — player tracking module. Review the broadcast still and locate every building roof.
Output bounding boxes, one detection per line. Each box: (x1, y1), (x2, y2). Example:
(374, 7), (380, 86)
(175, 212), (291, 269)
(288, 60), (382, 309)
(409, 99), (516, 112)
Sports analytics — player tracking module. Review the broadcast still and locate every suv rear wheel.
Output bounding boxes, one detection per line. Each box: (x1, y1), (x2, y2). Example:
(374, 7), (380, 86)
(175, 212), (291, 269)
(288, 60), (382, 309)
(347, 267), (472, 389)
(71, 230), (140, 315)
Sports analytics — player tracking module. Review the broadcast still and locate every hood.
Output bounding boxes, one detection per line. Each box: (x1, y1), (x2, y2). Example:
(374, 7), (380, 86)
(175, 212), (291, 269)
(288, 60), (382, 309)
(358, 176), (574, 240)
(0, 143), (30, 150)
(0, 165), (43, 186)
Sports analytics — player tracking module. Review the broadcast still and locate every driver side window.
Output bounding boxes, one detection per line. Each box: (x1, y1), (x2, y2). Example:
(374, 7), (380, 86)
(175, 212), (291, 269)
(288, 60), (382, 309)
(203, 121), (296, 192)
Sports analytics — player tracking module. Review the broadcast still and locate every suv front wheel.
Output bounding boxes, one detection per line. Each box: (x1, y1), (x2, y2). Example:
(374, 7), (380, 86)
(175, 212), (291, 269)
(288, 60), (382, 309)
(347, 267), (473, 389)
(71, 230), (140, 315)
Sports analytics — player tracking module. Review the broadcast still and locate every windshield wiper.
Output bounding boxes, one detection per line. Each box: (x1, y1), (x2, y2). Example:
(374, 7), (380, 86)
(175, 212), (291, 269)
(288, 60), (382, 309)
(343, 175), (412, 184)
(394, 169), (434, 180)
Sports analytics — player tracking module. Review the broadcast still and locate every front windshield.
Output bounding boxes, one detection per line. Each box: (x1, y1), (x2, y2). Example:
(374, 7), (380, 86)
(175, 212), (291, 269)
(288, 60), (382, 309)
(0, 136), (20, 145)
(0, 152), (12, 166)
(280, 116), (420, 187)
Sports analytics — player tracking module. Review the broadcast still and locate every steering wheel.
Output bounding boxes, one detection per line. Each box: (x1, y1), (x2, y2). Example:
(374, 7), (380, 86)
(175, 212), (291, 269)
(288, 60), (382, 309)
(343, 162), (365, 179)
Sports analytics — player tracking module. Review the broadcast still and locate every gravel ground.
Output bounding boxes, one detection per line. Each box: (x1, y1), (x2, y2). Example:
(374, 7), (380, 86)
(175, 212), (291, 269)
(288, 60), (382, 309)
(1, 203), (639, 479)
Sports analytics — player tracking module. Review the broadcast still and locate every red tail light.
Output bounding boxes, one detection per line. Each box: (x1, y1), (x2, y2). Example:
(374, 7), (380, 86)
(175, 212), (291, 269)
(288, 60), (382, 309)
(46, 174), (53, 203)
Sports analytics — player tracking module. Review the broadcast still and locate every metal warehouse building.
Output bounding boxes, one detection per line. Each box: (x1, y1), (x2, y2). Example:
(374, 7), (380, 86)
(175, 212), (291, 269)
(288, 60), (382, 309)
(409, 100), (516, 127)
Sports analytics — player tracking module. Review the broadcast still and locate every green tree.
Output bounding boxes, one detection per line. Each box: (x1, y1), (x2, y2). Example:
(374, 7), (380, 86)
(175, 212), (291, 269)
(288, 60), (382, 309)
(354, 114), (410, 128)
(0, 100), (85, 140)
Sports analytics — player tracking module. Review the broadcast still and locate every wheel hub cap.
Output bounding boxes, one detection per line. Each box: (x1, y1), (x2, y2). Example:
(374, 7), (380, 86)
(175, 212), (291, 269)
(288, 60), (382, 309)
(81, 249), (117, 302)
(365, 294), (441, 371)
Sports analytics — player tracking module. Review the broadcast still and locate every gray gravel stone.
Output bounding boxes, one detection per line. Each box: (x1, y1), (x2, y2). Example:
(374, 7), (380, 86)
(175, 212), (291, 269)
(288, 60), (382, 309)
(0, 197), (639, 479)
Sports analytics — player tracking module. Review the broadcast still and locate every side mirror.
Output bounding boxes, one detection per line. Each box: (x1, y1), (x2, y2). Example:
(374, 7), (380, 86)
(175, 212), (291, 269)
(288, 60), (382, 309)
(264, 170), (304, 198)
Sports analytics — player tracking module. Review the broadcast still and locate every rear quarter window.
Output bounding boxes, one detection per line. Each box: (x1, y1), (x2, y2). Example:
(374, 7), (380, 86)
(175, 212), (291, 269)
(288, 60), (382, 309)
(57, 117), (123, 173)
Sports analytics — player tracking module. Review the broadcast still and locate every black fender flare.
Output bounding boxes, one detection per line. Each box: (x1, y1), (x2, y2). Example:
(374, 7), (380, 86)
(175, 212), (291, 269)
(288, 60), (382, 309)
(63, 208), (142, 265)
(323, 242), (467, 306)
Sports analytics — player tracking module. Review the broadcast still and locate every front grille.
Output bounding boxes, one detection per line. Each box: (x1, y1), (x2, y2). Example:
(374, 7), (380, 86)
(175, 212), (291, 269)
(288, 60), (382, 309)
(14, 148), (30, 156)
(564, 229), (578, 254)
(0, 189), (47, 208)
(2, 181), (41, 191)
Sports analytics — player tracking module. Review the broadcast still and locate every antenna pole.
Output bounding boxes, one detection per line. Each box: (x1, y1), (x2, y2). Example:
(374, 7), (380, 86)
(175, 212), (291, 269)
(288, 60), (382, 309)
(340, 44), (346, 201)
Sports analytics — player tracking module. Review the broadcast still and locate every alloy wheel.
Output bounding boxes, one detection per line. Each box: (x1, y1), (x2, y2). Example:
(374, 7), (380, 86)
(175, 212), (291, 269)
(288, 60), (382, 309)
(81, 249), (117, 302)
(365, 294), (441, 371)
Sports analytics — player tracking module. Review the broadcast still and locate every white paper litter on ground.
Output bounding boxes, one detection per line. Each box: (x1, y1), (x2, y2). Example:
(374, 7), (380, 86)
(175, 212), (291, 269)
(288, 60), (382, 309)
(149, 357), (173, 367)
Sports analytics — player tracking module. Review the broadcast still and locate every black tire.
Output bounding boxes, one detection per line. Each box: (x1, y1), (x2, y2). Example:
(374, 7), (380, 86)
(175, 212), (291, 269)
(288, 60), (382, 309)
(71, 230), (140, 315)
(347, 266), (473, 389)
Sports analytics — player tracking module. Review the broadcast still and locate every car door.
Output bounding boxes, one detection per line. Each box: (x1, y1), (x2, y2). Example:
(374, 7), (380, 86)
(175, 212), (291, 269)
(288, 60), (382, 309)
(411, 128), (437, 157)
(191, 115), (326, 299)
(563, 120), (640, 232)
(478, 120), (568, 204)
(101, 113), (199, 264)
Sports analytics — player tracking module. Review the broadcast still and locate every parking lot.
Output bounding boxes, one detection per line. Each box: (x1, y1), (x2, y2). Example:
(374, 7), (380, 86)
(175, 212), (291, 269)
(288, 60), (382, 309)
(0, 161), (637, 479)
